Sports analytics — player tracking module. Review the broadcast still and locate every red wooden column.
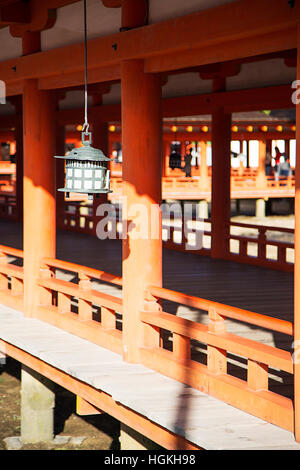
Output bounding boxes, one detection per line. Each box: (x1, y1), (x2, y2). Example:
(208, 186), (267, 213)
(257, 140), (267, 187)
(294, 27), (300, 442)
(210, 79), (231, 259)
(14, 33), (41, 223)
(246, 140), (250, 168)
(121, 59), (162, 363)
(23, 77), (56, 318)
(199, 141), (209, 190)
(14, 101), (23, 222)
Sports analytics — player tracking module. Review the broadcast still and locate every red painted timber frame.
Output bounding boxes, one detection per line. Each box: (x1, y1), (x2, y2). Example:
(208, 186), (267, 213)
(0, 0), (299, 94)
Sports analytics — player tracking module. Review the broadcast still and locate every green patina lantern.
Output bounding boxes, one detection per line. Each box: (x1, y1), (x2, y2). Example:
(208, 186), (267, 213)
(55, 131), (112, 200)
(55, 0), (113, 201)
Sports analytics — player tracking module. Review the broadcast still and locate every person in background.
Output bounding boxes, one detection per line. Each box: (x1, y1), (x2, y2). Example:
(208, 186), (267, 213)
(273, 146), (282, 175)
(273, 146), (284, 180)
(277, 155), (292, 178)
(184, 147), (193, 177)
(265, 151), (272, 176)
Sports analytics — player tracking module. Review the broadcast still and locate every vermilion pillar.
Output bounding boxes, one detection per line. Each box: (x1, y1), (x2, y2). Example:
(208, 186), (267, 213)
(23, 79), (56, 317)
(14, 102), (23, 222)
(257, 140), (267, 188)
(199, 141), (209, 190)
(15, 33), (41, 223)
(294, 28), (300, 442)
(210, 79), (231, 259)
(121, 59), (162, 363)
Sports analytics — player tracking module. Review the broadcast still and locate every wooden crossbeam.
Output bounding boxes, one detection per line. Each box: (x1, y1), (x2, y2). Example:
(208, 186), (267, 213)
(0, 0), (298, 84)
(53, 85), (294, 126)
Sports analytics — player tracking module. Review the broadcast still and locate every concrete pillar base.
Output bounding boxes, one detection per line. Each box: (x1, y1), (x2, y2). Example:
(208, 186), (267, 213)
(255, 198), (266, 218)
(21, 365), (55, 444)
(198, 200), (208, 220)
(119, 423), (161, 450)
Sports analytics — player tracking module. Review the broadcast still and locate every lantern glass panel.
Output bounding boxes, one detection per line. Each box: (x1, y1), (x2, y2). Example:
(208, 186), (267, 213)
(85, 169), (93, 178)
(84, 180), (92, 189)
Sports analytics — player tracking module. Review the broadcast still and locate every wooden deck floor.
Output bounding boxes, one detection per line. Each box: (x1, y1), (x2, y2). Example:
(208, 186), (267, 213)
(0, 220), (296, 448)
(1, 304), (300, 450)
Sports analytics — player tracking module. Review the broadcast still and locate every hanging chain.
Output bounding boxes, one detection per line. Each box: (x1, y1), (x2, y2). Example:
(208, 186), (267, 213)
(82, 0), (90, 139)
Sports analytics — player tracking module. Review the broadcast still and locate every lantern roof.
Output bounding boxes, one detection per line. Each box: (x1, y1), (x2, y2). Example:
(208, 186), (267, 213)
(55, 144), (111, 162)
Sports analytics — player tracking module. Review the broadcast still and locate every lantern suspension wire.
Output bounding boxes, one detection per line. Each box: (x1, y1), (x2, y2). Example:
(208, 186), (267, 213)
(83, 0), (89, 134)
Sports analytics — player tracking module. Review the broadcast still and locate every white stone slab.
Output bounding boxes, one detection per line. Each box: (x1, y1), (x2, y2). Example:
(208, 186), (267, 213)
(1, 303), (300, 450)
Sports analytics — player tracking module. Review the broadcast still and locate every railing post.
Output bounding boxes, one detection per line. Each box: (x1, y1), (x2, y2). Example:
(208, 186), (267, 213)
(39, 265), (53, 307)
(11, 275), (23, 297)
(239, 238), (248, 258)
(173, 334), (191, 362)
(258, 227), (267, 261)
(143, 290), (161, 349)
(207, 307), (227, 374)
(101, 307), (116, 330)
(247, 360), (268, 391)
(277, 245), (287, 266)
(57, 290), (71, 314)
(78, 273), (92, 321)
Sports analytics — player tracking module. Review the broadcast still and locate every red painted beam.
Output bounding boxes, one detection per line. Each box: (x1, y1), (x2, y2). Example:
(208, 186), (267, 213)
(55, 85), (294, 125)
(0, 0), (298, 84)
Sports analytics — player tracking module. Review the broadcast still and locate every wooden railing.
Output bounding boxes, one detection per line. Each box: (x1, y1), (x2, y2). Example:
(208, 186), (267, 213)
(109, 175), (295, 200)
(36, 257), (123, 354)
(162, 216), (211, 255)
(0, 193), (17, 220)
(58, 200), (295, 271)
(140, 285), (294, 432)
(0, 245), (24, 310)
(58, 202), (93, 235)
(0, 242), (296, 433)
(58, 201), (124, 239)
(226, 221), (294, 271)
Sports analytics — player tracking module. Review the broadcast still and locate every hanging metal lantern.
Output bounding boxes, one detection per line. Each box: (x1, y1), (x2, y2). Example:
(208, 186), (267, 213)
(55, 0), (114, 201)
(55, 131), (112, 200)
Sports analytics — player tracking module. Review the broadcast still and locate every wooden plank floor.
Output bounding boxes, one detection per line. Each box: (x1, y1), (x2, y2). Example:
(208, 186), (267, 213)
(1, 304), (300, 450)
(0, 221), (295, 434)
